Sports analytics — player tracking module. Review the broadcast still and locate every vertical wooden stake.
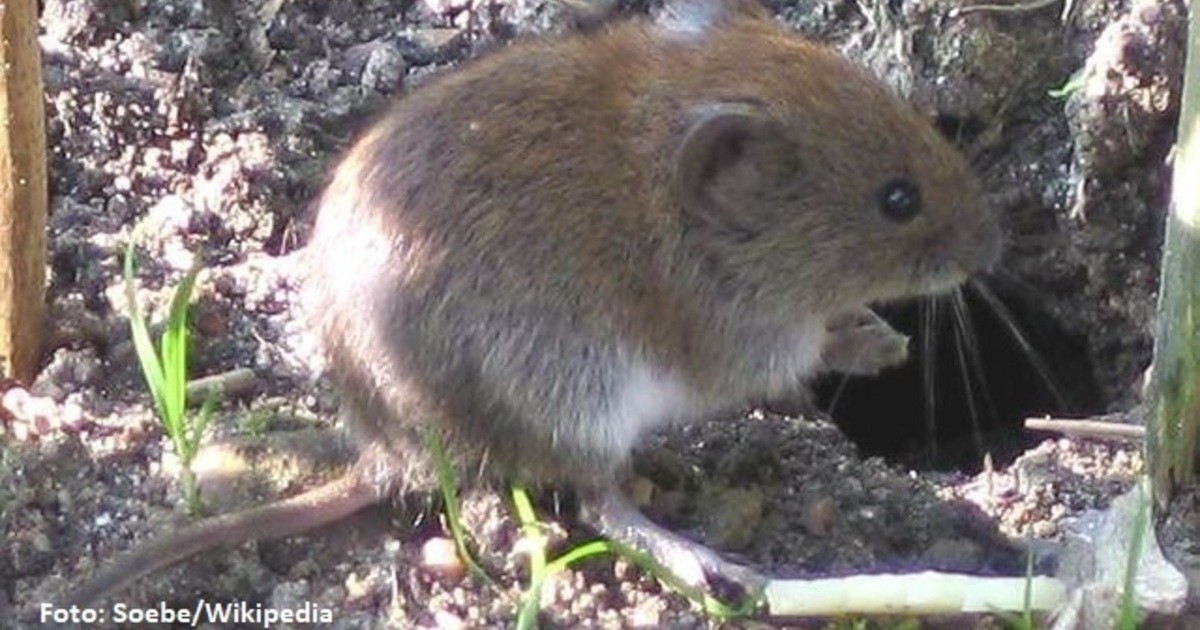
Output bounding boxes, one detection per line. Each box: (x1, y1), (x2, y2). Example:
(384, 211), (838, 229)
(1148, 3), (1200, 506)
(0, 0), (48, 382)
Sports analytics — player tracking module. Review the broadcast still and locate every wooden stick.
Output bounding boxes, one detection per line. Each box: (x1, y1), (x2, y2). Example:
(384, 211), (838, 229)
(185, 368), (258, 403)
(0, 0), (49, 382)
(952, 0), (1059, 16)
(1147, 0), (1200, 507)
(1025, 413), (1146, 442)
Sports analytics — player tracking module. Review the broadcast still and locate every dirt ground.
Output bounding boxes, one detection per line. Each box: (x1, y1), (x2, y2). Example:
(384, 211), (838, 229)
(0, 0), (1189, 627)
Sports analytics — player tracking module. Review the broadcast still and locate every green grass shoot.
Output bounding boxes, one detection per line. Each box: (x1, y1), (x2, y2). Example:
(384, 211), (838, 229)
(509, 486), (761, 629)
(424, 429), (491, 582)
(422, 433), (761, 627)
(1117, 476), (1150, 630)
(511, 485), (613, 630)
(1047, 67), (1088, 99)
(1021, 536), (1036, 630)
(124, 240), (212, 515)
(995, 537), (1039, 630)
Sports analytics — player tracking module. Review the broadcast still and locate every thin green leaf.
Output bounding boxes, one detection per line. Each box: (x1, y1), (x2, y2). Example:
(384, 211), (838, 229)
(511, 485), (539, 524)
(1048, 67), (1087, 100)
(124, 241), (168, 421)
(508, 487), (759, 627)
(423, 429), (491, 581)
(1023, 537), (1035, 629)
(159, 329), (182, 432)
(165, 339), (186, 431)
(512, 487), (567, 630)
(161, 260), (201, 438)
(543, 540), (612, 574)
(185, 389), (218, 463)
(125, 240), (214, 514)
(1118, 477), (1150, 630)
(511, 486), (547, 577)
(167, 260), (202, 330)
(515, 577), (544, 630)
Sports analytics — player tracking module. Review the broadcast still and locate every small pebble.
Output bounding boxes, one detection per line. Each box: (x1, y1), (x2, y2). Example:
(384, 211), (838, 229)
(803, 496), (838, 536)
(422, 536), (467, 582)
(433, 608), (467, 630)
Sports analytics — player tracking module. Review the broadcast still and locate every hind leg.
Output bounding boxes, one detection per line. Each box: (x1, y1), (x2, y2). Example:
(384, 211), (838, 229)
(578, 484), (766, 598)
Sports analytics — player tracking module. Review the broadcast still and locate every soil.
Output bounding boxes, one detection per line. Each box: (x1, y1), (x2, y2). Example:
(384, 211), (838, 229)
(0, 0), (1189, 628)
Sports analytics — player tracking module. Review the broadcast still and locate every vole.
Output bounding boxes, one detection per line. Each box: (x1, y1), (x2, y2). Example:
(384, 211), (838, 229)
(58, 0), (1001, 608)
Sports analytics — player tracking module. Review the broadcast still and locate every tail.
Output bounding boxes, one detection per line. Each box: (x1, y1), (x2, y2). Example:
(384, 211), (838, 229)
(59, 452), (385, 608)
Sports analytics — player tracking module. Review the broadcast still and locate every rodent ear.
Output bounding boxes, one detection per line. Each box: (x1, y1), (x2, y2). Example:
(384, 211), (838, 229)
(675, 101), (792, 239)
(658, 0), (770, 35)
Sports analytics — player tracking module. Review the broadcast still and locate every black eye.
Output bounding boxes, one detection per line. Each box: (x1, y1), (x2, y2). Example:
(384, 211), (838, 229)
(878, 178), (922, 223)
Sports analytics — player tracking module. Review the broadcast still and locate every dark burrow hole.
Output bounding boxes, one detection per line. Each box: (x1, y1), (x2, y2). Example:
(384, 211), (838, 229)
(803, 280), (1105, 472)
(934, 114), (988, 146)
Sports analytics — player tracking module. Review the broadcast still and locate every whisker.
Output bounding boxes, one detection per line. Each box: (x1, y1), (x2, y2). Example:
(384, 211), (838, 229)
(951, 288), (1000, 425)
(950, 290), (986, 460)
(969, 279), (1071, 410)
(920, 296), (940, 461)
(824, 371), (853, 418)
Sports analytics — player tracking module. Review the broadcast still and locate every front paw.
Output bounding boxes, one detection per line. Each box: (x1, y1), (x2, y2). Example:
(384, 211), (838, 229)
(820, 308), (909, 375)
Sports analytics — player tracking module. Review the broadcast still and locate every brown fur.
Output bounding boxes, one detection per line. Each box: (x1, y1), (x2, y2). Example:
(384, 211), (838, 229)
(306, 8), (999, 480)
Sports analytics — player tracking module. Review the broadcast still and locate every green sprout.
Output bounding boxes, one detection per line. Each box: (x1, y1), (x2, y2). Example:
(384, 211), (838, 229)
(1021, 537), (1037, 630)
(1047, 67), (1089, 100)
(424, 432), (761, 627)
(1117, 477), (1150, 630)
(509, 486), (761, 629)
(424, 429), (492, 582)
(124, 240), (214, 515)
(511, 486), (614, 630)
(995, 538), (1039, 630)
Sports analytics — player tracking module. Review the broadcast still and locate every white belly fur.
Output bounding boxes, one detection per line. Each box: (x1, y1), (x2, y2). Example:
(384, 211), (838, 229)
(594, 359), (693, 462)
(595, 321), (827, 461)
